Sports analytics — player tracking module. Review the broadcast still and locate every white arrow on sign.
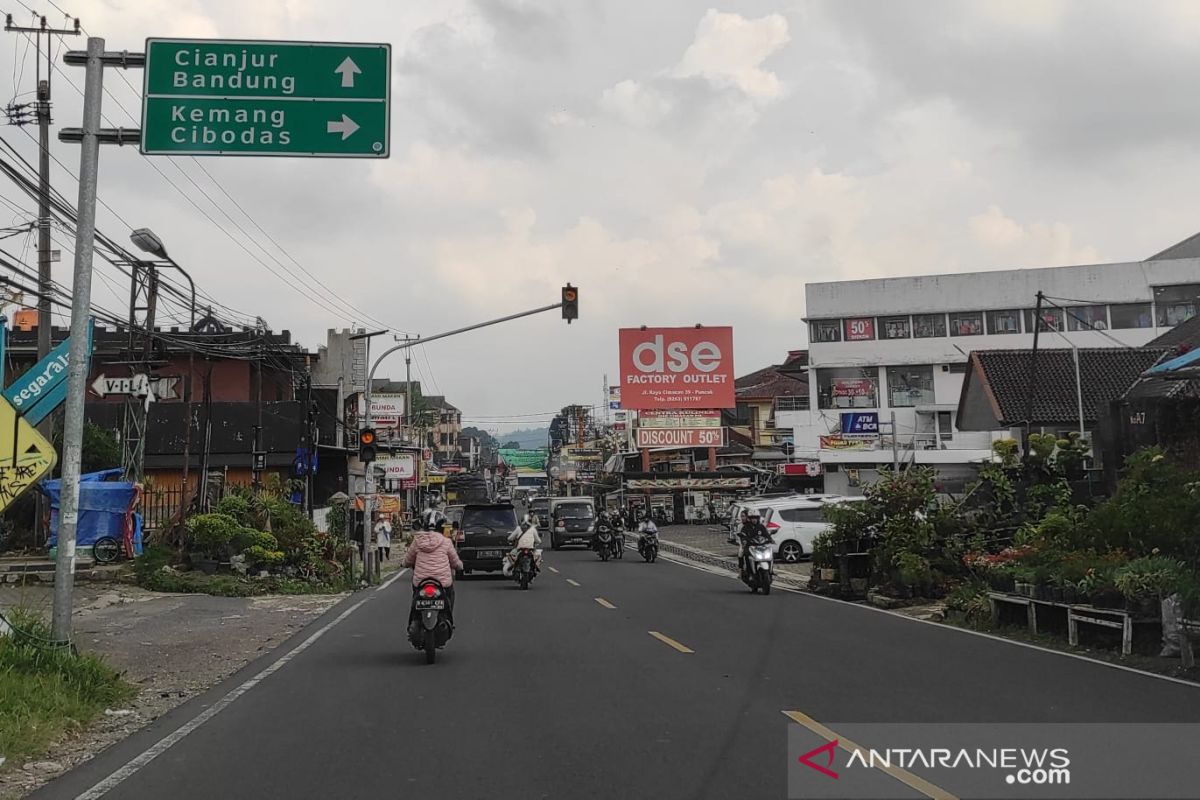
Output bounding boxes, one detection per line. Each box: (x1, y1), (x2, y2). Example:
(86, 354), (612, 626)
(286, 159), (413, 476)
(91, 373), (153, 398)
(326, 114), (360, 140)
(334, 56), (361, 88)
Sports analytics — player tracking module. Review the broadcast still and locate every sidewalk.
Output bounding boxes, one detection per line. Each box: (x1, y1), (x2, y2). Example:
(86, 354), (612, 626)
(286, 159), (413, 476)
(652, 525), (812, 587)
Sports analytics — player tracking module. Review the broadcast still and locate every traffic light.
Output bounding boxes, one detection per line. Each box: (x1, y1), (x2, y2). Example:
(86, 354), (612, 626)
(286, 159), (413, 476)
(359, 427), (377, 463)
(561, 284), (578, 323)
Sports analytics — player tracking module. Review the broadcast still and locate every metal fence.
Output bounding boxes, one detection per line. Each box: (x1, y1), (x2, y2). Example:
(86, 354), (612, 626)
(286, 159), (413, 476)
(140, 486), (186, 531)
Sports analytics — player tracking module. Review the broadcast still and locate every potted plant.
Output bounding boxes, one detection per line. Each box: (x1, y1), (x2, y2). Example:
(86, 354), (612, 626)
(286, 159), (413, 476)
(1114, 556), (1184, 618)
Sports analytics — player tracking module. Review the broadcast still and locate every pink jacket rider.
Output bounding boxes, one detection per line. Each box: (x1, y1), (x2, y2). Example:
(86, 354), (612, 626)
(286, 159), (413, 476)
(402, 530), (463, 587)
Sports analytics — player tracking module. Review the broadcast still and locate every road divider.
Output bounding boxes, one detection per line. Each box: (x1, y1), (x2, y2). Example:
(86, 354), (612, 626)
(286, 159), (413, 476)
(783, 710), (957, 800)
(595, 597), (616, 609)
(648, 630), (693, 654)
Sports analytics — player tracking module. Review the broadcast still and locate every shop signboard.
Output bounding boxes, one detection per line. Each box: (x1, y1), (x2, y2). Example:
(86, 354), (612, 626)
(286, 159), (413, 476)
(840, 411), (879, 434)
(638, 409), (721, 428)
(619, 326), (735, 410)
(636, 427), (727, 448)
(819, 434), (877, 451)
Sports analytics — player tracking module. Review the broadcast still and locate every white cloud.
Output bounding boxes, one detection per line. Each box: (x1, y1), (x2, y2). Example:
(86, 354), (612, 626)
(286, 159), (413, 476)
(599, 80), (674, 127)
(969, 205), (1101, 266)
(673, 9), (791, 100)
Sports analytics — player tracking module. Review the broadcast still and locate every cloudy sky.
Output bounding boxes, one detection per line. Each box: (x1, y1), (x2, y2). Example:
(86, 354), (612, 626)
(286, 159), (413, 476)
(4, 0), (1200, 431)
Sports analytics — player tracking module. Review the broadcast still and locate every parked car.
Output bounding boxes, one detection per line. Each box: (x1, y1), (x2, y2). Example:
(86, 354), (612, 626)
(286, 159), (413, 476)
(727, 494), (862, 564)
(455, 503), (519, 574)
(548, 497), (596, 549)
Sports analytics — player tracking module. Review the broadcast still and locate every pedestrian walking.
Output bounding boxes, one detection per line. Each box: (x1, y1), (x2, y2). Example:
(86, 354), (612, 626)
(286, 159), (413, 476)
(374, 513), (393, 561)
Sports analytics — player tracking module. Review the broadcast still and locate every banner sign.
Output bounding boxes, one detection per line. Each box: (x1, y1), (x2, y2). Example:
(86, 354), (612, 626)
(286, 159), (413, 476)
(626, 475), (751, 490)
(636, 427), (727, 449)
(364, 393), (405, 427)
(375, 454), (415, 480)
(619, 326), (735, 410)
(608, 386), (621, 410)
(831, 379), (874, 398)
(780, 462), (822, 476)
(638, 409), (722, 428)
(844, 317), (875, 341)
(840, 412), (879, 434)
(819, 435), (876, 451)
(499, 448), (547, 470)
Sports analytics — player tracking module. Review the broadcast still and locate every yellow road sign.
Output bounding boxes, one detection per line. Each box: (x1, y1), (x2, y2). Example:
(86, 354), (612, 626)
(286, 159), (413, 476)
(0, 395), (57, 512)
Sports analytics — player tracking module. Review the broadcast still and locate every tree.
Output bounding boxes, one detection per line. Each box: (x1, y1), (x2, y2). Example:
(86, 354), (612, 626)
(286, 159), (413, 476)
(501, 441), (521, 450)
(52, 421), (121, 475)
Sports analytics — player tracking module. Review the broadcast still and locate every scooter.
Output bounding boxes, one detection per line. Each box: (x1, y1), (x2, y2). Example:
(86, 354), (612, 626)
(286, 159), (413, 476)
(594, 527), (615, 561)
(741, 543), (774, 595)
(408, 578), (454, 664)
(637, 528), (659, 563)
(513, 547), (538, 590)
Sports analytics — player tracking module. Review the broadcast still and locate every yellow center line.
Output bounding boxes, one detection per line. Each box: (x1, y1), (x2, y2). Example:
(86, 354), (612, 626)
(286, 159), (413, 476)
(566, 578), (580, 587)
(547, 566), (560, 574)
(595, 597), (616, 609)
(648, 630), (694, 654)
(782, 710), (958, 800)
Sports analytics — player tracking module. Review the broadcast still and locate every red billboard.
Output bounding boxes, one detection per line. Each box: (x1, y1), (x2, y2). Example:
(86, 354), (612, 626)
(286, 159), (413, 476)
(619, 326), (735, 410)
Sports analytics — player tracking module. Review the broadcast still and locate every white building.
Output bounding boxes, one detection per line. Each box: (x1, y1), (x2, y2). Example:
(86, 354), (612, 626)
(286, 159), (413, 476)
(778, 257), (1200, 493)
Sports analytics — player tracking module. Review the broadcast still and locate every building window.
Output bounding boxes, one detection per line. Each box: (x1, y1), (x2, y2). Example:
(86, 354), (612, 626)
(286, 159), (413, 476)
(912, 313), (946, 338)
(1025, 307), (1065, 332)
(886, 365), (935, 407)
(1110, 302), (1153, 329)
(937, 411), (953, 441)
(880, 316), (911, 339)
(949, 311), (983, 336)
(1154, 284), (1200, 327)
(986, 309), (1021, 334)
(817, 367), (878, 410)
(732, 402), (753, 426)
(1065, 305), (1108, 332)
(843, 317), (875, 341)
(810, 320), (841, 343)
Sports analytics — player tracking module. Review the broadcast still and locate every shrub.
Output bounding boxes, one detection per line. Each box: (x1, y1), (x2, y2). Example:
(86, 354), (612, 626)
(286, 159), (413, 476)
(186, 513), (240, 558)
(231, 528), (278, 554)
(261, 498), (317, 554)
(1113, 555), (1186, 600)
(242, 545), (286, 568)
(811, 532), (835, 569)
(215, 494), (254, 526)
(945, 580), (991, 625)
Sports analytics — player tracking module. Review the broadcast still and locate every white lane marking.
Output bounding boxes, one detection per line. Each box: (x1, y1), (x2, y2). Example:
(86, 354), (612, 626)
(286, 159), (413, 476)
(548, 566), (560, 574)
(75, 573), (408, 799)
(566, 578), (581, 587)
(595, 597), (616, 609)
(656, 549), (1200, 690)
(376, 568), (409, 593)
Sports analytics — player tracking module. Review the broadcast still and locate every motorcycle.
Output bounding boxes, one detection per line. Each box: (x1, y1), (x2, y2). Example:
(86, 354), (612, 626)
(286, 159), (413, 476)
(408, 579), (454, 664)
(740, 542), (774, 595)
(513, 547), (537, 590)
(637, 528), (658, 563)
(593, 525), (619, 561)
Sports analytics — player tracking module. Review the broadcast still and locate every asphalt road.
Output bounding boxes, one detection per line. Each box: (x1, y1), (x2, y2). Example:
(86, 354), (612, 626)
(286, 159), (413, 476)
(35, 543), (1200, 800)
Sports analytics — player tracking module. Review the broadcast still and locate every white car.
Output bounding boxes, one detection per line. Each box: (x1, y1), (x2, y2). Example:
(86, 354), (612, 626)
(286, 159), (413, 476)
(728, 495), (861, 564)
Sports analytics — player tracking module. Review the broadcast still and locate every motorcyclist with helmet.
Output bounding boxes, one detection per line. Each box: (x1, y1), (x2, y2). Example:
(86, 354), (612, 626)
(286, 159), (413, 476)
(402, 507), (463, 623)
(736, 509), (773, 578)
(504, 513), (543, 576)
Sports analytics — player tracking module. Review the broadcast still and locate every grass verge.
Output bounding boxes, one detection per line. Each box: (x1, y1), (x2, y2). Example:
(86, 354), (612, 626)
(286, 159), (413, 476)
(0, 609), (134, 771)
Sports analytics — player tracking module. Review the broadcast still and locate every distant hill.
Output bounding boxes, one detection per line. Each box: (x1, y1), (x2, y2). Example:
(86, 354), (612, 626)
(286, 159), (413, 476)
(500, 427), (549, 450)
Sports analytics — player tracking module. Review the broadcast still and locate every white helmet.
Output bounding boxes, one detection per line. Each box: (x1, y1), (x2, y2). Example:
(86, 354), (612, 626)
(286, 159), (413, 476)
(422, 508), (446, 531)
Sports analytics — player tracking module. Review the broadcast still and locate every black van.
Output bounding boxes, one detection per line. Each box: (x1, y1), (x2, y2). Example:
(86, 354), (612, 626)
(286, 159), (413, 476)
(456, 503), (518, 574)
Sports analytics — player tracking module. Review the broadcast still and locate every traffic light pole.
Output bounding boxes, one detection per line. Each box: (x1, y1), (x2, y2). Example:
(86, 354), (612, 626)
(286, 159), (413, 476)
(359, 297), (571, 546)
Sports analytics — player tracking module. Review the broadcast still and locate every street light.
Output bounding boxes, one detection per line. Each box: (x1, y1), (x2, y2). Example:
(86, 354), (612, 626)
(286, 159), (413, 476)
(131, 227), (199, 521)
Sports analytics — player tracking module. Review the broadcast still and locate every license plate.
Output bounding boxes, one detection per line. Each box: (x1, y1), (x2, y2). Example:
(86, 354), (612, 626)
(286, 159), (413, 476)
(476, 549), (502, 559)
(414, 598), (446, 611)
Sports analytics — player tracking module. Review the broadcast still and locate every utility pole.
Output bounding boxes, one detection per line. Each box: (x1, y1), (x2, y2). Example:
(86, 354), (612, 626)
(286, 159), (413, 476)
(1022, 291), (1045, 458)
(890, 410), (899, 472)
(5, 13), (81, 544)
(53, 38), (144, 642)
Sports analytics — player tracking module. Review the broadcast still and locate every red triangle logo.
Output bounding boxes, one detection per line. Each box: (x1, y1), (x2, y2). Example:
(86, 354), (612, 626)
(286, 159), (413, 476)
(799, 739), (840, 779)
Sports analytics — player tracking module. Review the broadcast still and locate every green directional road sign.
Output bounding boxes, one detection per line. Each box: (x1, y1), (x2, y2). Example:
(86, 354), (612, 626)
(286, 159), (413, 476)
(141, 38), (390, 158)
